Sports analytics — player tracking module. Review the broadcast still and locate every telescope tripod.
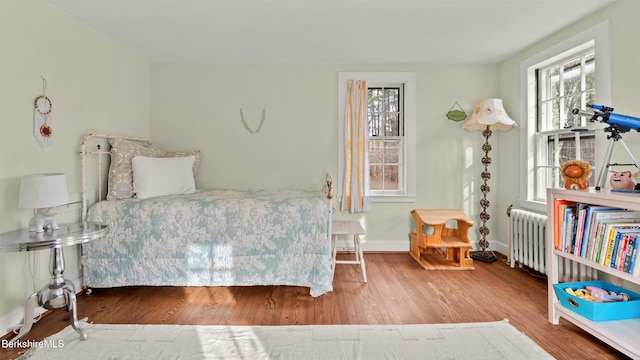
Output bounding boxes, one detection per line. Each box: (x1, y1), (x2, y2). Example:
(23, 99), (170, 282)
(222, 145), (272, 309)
(595, 125), (639, 190)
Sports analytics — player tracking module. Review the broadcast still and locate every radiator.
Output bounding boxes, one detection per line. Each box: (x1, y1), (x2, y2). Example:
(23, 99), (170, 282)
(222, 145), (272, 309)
(508, 207), (596, 281)
(509, 208), (548, 274)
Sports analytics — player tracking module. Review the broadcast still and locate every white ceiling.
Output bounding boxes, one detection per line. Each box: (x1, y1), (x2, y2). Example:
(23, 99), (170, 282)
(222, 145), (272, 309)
(48, 0), (616, 63)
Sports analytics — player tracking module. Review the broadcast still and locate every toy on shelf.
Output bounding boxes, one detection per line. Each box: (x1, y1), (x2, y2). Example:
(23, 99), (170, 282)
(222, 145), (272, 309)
(560, 159), (591, 190)
(609, 170), (636, 190)
(564, 285), (630, 302)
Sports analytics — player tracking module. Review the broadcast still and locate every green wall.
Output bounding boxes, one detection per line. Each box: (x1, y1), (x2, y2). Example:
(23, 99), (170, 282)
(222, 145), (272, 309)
(150, 63), (499, 247)
(0, 0), (150, 322)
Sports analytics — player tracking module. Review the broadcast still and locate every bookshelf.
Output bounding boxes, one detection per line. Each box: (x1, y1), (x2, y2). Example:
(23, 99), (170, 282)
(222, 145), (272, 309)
(547, 188), (640, 359)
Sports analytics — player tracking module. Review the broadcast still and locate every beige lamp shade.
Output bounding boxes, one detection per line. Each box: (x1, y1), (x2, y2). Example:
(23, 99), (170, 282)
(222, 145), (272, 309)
(19, 173), (70, 209)
(463, 99), (516, 132)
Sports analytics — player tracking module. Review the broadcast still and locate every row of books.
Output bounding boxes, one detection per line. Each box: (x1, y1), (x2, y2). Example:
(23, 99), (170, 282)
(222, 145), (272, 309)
(554, 199), (640, 276)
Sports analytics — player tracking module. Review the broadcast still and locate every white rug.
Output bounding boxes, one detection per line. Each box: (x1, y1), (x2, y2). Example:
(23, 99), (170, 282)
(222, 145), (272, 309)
(18, 319), (553, 360)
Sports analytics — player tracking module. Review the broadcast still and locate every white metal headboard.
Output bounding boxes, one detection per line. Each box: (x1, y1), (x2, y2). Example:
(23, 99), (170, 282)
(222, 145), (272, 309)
(79, 133), (153, 221)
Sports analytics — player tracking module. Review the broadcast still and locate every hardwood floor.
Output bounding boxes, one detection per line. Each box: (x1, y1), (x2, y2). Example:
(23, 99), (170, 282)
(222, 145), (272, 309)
(1, 253), (629, 359)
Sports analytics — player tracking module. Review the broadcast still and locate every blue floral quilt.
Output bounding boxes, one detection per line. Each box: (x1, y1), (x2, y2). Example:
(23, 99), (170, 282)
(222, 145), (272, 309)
(82, 189), (332, 297)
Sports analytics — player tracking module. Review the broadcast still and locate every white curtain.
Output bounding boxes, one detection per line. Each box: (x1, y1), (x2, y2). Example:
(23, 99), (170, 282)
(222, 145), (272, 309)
(341, 80), (371, 213)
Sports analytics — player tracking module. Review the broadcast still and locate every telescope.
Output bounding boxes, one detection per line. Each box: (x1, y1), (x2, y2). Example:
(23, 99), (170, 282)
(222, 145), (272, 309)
(572, 104), (640, 131)
(571, 104), (640, 190)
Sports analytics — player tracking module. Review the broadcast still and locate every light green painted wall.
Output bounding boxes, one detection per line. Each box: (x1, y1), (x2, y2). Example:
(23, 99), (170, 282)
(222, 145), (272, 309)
(495, 0), (640, 246)
(150, 63), (499, 244)
(0, 1), (150, 320)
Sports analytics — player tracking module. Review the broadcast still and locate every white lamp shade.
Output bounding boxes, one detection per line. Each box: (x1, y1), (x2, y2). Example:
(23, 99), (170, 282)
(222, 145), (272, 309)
(463, 99), (516, 132)
(18, 173), (70, 209)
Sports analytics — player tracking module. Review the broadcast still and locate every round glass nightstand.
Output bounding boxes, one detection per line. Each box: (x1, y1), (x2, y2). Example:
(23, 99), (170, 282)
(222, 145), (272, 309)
(0, 222), (107, 343)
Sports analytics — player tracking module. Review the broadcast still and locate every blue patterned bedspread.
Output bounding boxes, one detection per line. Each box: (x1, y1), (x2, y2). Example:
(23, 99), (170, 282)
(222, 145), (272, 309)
(83, 189), (332, 297)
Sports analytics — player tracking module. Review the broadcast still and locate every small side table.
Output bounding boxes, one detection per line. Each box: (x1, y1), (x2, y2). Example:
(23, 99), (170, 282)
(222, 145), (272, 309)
(331, 220), (367, 283)
(0, 222), (108, 342)
(410, 209), (474, 270)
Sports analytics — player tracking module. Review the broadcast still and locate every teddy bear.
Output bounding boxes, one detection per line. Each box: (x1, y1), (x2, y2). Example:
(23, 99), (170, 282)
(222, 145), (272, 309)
(29, 207), (60, 233)
(609, 170), (636, 190)
(560, 160), (591, 190)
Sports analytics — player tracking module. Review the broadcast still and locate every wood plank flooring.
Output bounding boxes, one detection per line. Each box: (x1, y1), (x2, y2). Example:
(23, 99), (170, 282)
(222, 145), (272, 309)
(1, 253), (629, 359)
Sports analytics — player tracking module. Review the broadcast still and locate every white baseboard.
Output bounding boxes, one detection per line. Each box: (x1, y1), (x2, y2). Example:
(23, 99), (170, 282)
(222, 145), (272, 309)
(491, 241), (508, 256)
(334, 239), (408, 253)
(364, 239), (409, 252)
(0, 305), (47, 337)
(337, 239), (508, 255)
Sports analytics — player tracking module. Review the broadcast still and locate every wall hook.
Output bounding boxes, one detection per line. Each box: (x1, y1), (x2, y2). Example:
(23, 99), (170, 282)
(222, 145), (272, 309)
(40, 75), (47, 97)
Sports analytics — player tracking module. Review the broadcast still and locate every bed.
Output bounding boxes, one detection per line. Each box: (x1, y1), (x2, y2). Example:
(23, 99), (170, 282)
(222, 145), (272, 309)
(79, 134), (333, 297)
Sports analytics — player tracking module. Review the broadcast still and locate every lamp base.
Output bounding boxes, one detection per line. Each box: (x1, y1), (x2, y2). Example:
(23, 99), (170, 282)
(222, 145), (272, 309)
(28, 207), (60, 233)
(470, 251), (498, 263)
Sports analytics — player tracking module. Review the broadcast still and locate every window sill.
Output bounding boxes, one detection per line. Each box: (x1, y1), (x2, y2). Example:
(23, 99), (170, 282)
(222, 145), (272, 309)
(518, 199), (547, 213)
(371, 195), (416, 203)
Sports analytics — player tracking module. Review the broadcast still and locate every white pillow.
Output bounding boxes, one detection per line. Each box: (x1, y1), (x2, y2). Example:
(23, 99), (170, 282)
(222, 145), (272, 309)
(132, 155), (196, 199)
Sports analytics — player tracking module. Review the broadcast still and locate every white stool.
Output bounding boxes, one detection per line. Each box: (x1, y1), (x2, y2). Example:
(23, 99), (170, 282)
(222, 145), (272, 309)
(331, 220), (367, 283)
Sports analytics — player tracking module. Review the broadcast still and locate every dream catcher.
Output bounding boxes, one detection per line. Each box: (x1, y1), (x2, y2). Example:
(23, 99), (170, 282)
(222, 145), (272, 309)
(33, 76), (53, 147)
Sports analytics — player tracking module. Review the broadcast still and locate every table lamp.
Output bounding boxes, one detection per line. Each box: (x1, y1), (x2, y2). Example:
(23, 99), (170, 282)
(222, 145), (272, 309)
(463, 99), (516, 262)
(19, 173), (70, 232)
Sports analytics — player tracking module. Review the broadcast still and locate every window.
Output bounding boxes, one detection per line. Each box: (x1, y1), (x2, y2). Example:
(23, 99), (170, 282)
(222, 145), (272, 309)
(338, 72), (416, 203)
(368, 84), (403, 193)
(534, 48), (597, 200)
(520, 21), (611, 211)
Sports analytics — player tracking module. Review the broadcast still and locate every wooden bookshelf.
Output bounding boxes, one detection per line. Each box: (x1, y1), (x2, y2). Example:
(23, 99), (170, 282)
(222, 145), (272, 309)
(547, 188), (640, 359)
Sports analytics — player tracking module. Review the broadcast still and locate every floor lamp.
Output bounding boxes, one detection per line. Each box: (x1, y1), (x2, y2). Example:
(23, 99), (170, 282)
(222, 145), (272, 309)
(463, 99), (516, 263)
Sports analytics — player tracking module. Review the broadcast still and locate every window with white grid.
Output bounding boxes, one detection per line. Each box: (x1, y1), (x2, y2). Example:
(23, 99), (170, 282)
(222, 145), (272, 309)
(367, 83), (403, 194)
(338, 72), (416, 203)
(520, 21), (611, 211)
(534, 47), (597, 201)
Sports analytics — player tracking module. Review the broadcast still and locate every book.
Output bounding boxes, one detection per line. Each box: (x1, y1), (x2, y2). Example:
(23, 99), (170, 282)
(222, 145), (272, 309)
(628, 237), (640, 275)
(580, 206), (622, 258)
(553, 199), (577, 251)
(605, 225), (640, 268)
(613, 231), (628, 270)
(594, 221), (616, 266)
(573, 204), (588, 255)
(562, 204), (578, 253)
(591, 219), (627, 265)
(620, 233), (638, 272)
(615, 229), (640, 270)
(585, 209), (635, 261)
